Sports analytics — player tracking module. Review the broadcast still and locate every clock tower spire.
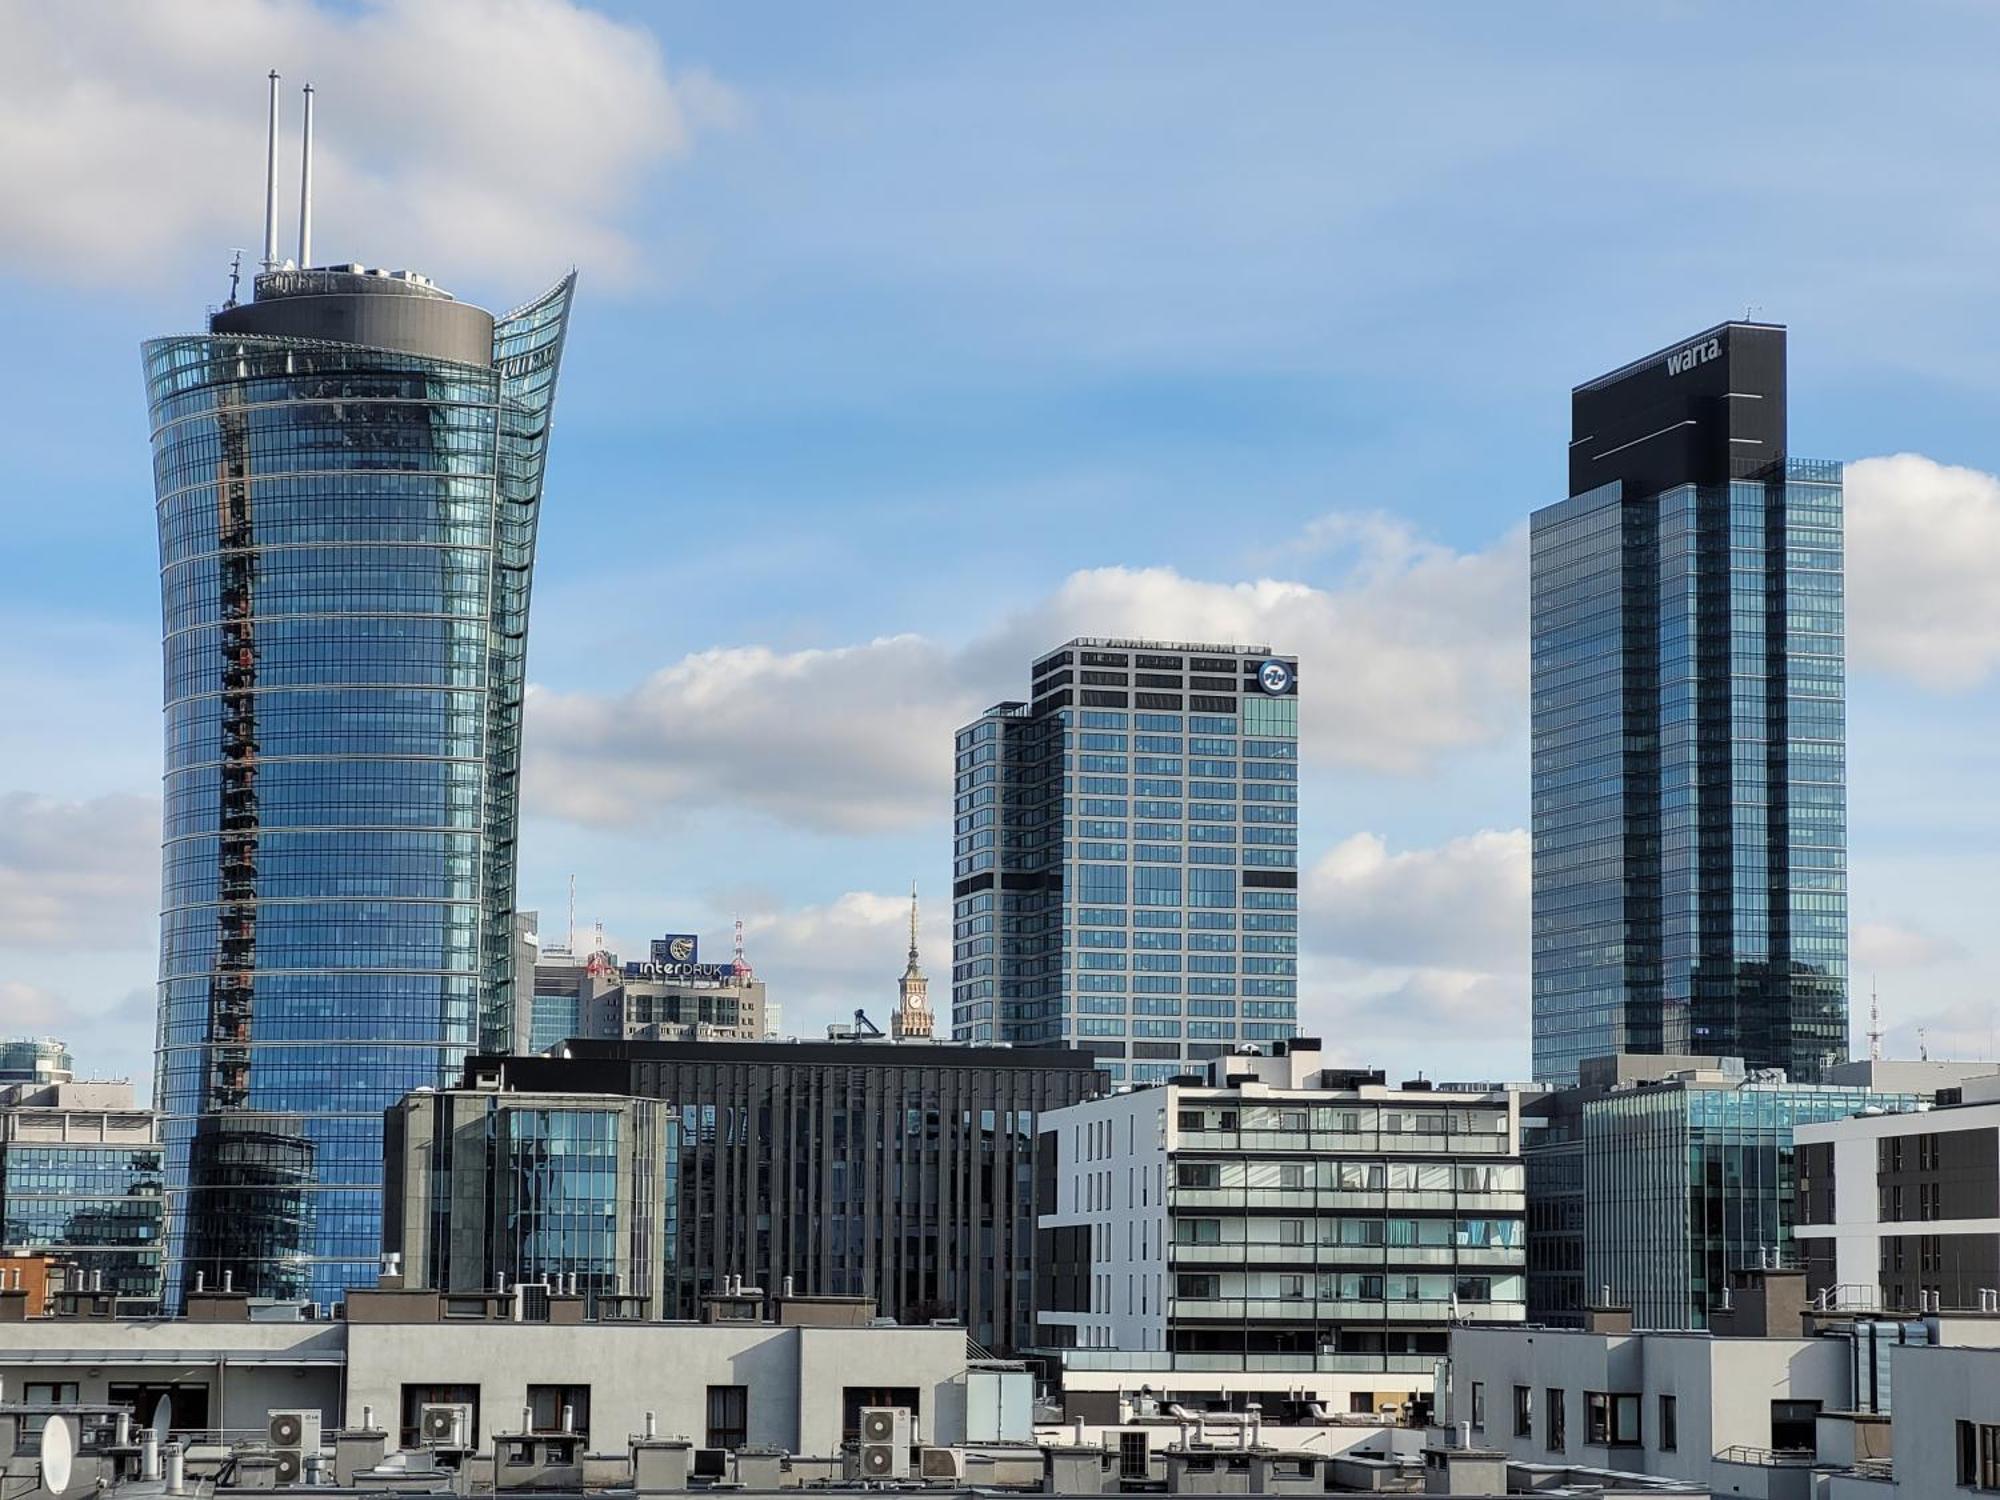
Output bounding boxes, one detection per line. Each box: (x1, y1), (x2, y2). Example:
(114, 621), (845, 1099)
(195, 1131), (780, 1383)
(892, 881), (934, 1041)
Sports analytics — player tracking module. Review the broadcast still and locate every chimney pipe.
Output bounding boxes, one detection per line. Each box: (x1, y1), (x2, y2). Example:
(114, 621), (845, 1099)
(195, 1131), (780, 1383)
(194, 1271), (205, 1294)
(782, 1274), (794, 1297)
(522, 1407), (534, 1435)
(561, 1404), (575, 1435)
(262, 71), (282, 271)
(645, 1411), (657, 1440)
(363, 1406), (374, 1431)
(296, 84), (314, 269)
(221, 1269), (232, 1293)
(165, 1443), (185, 1496)
(140, 1430), (160, 1482)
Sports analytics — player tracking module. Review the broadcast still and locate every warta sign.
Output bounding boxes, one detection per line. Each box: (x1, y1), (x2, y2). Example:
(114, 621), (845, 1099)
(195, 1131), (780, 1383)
(1666, 336), (1723, 377)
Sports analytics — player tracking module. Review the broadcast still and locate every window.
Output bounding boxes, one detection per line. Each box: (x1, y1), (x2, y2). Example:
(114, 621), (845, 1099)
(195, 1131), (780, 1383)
(401, 1384), (479, 1452)
(1659, 1394), (1677, 1452)
(1176, 1274), (1220, 1299)
(1174, 1218), (1222, 1245)
(1585, 1392), (1641, 1446)
(1176, 1162), (1219, 1189)
(1513, 1386), (1532, 1438)
(1470, 1382), (1485, 1431)
(108, 1384), (210, 1440)
(1119, 1431), (1149, 1481)
(1545, 1389), (1565, 1452)
(1961, 1420), (2000, 1489)
(706, 1386), (748, 1450)
(1770, 1400), (1819, 1453)
(527, 1385), (591, 1441)
(1278, 1274), (1306, 1300)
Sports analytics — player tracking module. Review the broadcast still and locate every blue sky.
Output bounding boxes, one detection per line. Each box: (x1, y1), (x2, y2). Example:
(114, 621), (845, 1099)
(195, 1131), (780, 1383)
(3, 0), (1998, 1086)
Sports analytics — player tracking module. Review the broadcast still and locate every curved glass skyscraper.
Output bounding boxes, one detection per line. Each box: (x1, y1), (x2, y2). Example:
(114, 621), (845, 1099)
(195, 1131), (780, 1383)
(146, 264), (574, 1304)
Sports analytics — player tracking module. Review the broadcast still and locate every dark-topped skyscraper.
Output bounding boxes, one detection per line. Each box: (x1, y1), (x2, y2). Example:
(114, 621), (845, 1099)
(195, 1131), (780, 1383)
(951, 639), (1300, 1084)
(146, 87), (574, 1302)
(1530, 323), (1847, 1085)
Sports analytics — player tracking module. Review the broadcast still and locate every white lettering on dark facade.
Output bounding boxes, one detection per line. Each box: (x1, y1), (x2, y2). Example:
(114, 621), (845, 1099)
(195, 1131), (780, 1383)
(1665, 337), (1723, 377)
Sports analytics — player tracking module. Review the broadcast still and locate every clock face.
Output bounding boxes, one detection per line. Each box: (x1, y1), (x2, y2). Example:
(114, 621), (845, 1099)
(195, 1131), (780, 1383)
(668, 937), (695, 962)
(1258, 659), (1294, 695)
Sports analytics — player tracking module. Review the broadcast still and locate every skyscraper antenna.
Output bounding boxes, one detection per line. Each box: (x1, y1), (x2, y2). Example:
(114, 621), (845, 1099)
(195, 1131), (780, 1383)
(567, 874), (576, 953)
(262, 71), (282, 271)
(296, 84), (315, 269)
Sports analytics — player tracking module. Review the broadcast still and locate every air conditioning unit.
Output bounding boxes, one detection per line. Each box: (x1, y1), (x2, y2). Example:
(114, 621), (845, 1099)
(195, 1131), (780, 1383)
(859, 1407), (912, 1479)
(860, 1407), (912, 1446)
(266, 1410), (322, 1452)
(419, 1403), (473, 1450)
(272, 1450), (304, 1486)
(918, 1447), (965, 1480)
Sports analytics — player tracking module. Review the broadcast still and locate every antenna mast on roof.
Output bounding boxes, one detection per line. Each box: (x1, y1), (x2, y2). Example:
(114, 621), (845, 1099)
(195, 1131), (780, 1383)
(567, 874), (576, 953)
(296, 84), (315, 269)
(1868, 977), (1883, 1063)
(262, 70), (282, 271)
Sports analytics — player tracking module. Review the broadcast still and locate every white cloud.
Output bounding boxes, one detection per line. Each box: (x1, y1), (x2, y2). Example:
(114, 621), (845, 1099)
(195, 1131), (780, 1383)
(527, 636), (966, 834)
(525, 514), (1524, 835)
(1292, 829), (1531, 1080)
(1853, 919), (1966, 973)
(0, 0), (738, 288)
(0, 981), (65, 1033)
(1847, 454), (2000, 691)
(737, 889), (914, 1038)
(1303, 828), (1528, 971)
(0, 792), (159, 949)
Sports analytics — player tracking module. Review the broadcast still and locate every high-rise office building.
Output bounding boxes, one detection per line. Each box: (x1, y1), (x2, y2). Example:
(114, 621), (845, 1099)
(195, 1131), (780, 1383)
(146, 116), (574, 1302)
(1530, 323), (1847, 1085)
(952, 638), (1300, 1084)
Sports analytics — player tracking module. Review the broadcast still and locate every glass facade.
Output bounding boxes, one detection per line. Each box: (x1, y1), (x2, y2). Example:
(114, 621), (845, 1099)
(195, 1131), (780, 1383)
(952, 641), (1299, 1084)
(1582, 1081), (1913, 1330)
(1532, 329), (1846, 1086)
(0, 1143), (164, 1296)
(529, 994), (581, 1054)
(146, 269), (575, 1305)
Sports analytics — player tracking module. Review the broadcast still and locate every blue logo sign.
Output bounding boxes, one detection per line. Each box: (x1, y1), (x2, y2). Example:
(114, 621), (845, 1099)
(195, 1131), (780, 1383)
(1257, 659), (1294, 695)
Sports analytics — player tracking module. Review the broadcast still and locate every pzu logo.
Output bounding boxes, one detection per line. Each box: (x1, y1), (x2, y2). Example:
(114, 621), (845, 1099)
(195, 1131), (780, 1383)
(1258, 660), (1293, 695)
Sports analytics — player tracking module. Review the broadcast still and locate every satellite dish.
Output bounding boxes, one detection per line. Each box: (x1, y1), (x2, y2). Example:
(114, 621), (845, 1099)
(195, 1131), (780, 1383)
(151, 1394), (173, 1444)
(40, 1414), (75, 1497)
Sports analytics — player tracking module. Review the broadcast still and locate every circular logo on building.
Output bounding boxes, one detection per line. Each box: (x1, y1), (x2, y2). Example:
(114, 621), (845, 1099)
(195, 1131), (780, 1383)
(668, 936), (695, 962)
(1257, 659), (1294, 695)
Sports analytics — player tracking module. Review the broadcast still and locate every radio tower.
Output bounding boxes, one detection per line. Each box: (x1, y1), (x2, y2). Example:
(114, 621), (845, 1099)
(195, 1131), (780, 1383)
(1868, 977), (1883, 1063)
(733, 915), (753, 977)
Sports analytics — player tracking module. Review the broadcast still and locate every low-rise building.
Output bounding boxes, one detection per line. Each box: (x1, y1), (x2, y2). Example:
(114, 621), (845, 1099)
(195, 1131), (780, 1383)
(384, 1089), (676, 1318)
(397, 1038), (1099, 1352)
(0, 1282), (996, 1460)
(0, 1075), (162, 1301)
(1447, 1271), (1851, 1493)
(1523, 1054), (1927, 1330)
(1034, 1039), (1527, 1417)
(526, 930), (772, 1053)
(1797, 1071), (2000, 1312)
